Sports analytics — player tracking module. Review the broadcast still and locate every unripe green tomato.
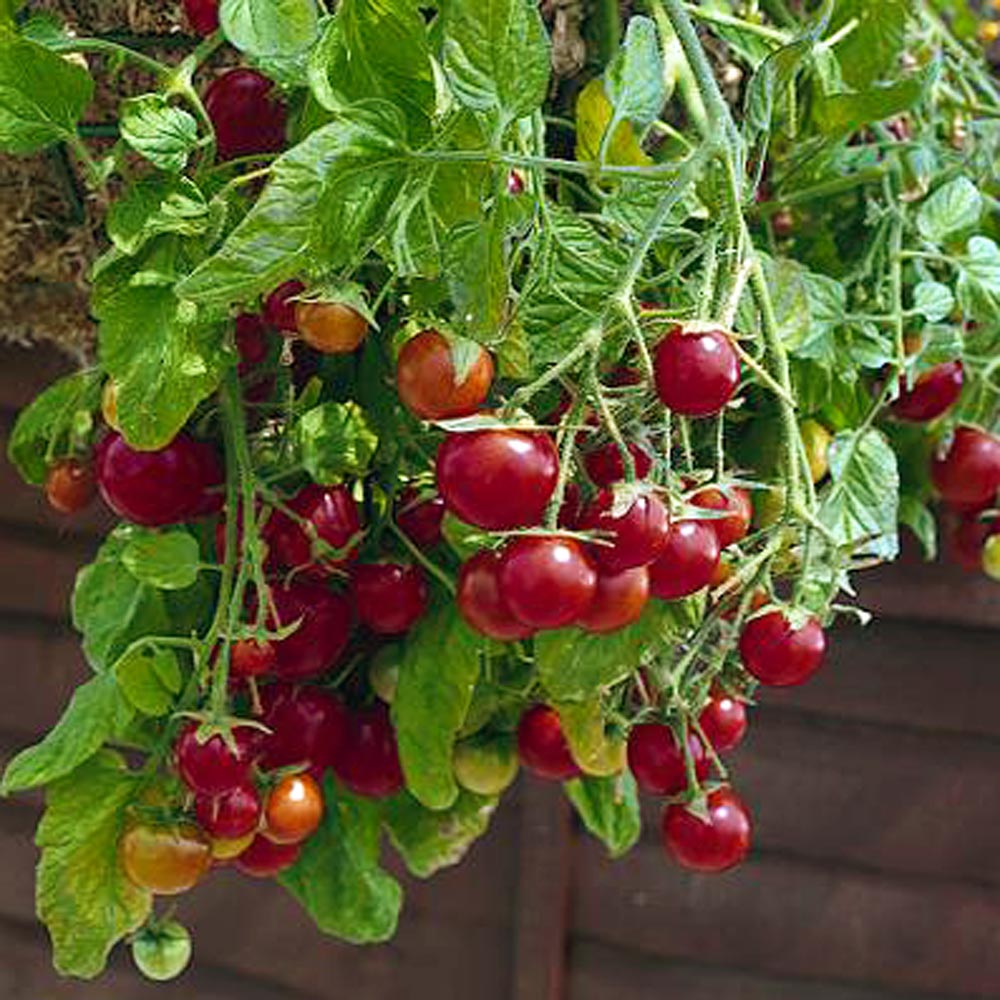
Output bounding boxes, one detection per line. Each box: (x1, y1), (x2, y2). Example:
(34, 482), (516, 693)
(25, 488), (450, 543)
(754, 485), (786, 529)
(369, 647), (401, 704)
(131, 921), (192, 982)
(453, 736), (519, 796)
(800, 419), (832, 483)
(983, 535), (1000, 582)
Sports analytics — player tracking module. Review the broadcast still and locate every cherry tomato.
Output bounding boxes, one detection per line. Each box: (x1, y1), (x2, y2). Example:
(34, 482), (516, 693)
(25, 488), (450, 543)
(121, 822), (211, 895)
(931, 426), (1000, 511)
(557, 481), (584, 529)
(266, 581), (353, 680)
(210, 831), (256, 861)
(175, 722), (260, 796)
(516, 705), (581, 781)
(507, 170), (525, 195)
(333, 703), (405, 798)
(234, 834), (301, 878)
(948, 514), (1000, 572)
(351, 563), (428, 635)
(800, 419), (832, 483)
(264, 773), (324, 844)
(583, 442), (653, 487)
(131, 920), (192, 982)
(396, 487), (445, 549)
(436, 429), (559, 530)
(45, 458), (96, 515)
(453, 736), (519, 796)
(457, 549), (535, 641)
(579, 490), (670, 572)
(369, 647), (401, 704)
(229, 639), (276, 680)
(101, 380), (119, 430)
(627, 723), (709, 796)
(891, 360), (964, 422)
(498, 536), (598, 630)
(396, 329), (494, 421)
(204, 69), (288, 162)
(983, 535), (1000, 581)
(259, 682), (349, 777)
(647, 521), (721, 600)
(739, 610), (826, 687)
(661, 787), (751, 873)
(264, 280), (306, 333)
(576, 567), (649, 634)
(265, 484), (362, 574)
(235, 313), (270, 368)
(654, 325), (740, 417)
(96, 432), (223, 526)
(691, 486), (753, 549)
(182, 0), (219, 35)
(195, 783), (262, 840)
(698, 689), (748, 752)
(295, 301), (369, 354)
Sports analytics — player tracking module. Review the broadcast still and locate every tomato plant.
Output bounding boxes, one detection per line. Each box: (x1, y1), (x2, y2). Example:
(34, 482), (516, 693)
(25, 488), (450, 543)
(2, 0), (1000, 981)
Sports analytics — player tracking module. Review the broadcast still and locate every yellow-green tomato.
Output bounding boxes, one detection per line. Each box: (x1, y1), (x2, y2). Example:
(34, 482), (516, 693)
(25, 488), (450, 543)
(453, 736), (519, 796)
(131, 921), (192, 982)
(369, 647), (401, 704)
(983, 535), (1000, 582)
(800, 419), (833, 483)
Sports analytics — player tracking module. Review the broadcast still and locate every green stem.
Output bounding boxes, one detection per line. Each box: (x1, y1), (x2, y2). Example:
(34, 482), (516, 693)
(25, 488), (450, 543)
(589, 364), (636, 484)
(388, 521), (456, 595)
(505, 327), (602, 414)
(51, 36), (171, 77)
(681, 2), (788, 43)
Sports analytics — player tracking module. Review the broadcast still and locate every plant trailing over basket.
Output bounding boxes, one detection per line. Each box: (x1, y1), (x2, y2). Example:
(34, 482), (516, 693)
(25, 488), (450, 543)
(3, 0), (1000, 981)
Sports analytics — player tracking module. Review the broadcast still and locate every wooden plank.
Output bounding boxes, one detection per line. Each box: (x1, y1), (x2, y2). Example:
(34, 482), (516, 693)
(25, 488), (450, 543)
(0, 531), (94, 621)
(0, 344), (76, 412)
(572, 844), (1000, 997)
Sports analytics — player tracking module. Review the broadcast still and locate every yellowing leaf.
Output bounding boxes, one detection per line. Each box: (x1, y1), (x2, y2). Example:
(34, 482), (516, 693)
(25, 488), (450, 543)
(575, 78), (651, 167)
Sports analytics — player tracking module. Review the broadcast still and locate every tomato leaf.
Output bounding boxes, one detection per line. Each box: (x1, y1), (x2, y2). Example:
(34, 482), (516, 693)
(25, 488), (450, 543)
(106, 177), (215, 257)
(36, 752), (151, 979)
(957, 236), (1000, 324)
(917, 176), (983, 245)
(564, 772), (641, 859)
(604, 16), (666, 130)
(898, 494), (937, 560)
(575, 77), (651, 167)
(120, 527), (202, 591)
(294, 401), (379, 484)
(445, 214), (510, 343)
(826, 0), (908, 89)
(113, 645), (182, 717)
(280, 779), (402, 943)
(382, 789), (497, 878)
(912, 280), (955, 322)
(220, 0), (320, 57)
(119, 95), (199, 173)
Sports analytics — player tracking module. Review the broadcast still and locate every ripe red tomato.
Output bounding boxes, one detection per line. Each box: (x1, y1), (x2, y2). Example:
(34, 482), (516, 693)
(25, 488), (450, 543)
(194, 783), (262, 840)
(698, 689), (748, 752)
(267, 581), (353, 680)
(891, 361), (964, 422)
(264, 280), (306, 333)
(233, 834), (301, 878)
(457, 549), (535, 641)
(579, 490), (670, 572)
(627, 723), (709, 796)
(653, 325), (741, 417)
(739, 610), (826, 686)
(264, 773), (324, 845)
(931, 426), (1000, 511)
(350, 563), (428, 635)
(576, 567), (649, 634)
(498, 536), (598, 630)
(661, 787), (751, 873)
(183, 0), (219, 35)
(516, 705), (580, 781)
(949, 514), (1000, 572)
(583, 442), (653, 487)
(295, 302), (369, 354)
(265, 484), (362, 574)
(235, 313), (270, 369)
(647, 521), (721, 600)
(204, 69), (288, 162)
(175, 722), (260, 796)
(229, 639), (276, 680)
(121, 822), (211, 895)
(396, 329), (494, 421)
(436, 429), (559, 530)
(396, 488), (445, 549)
(96, 432), (222, 527)
(45, 458), (96, 515)
(333, 703), (405, 798)
(259, 683), (349, 778)
(691, 486), (753, 549)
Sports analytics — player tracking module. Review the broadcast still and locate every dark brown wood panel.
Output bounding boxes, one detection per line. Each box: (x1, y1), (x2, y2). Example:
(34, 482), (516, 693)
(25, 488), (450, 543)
(0, 345), (78, 412)
(0, 531), (93, 621)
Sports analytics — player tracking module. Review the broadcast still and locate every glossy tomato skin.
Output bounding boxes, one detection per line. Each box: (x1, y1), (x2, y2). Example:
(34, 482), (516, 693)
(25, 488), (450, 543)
(45, 458), (96, 515)
(739, 610), (826, 687)
(396, 329), (494, 421)
(499, 536), (598, 630)
(517, 705), (581, 781)
(579, 490), (670, 572)
(204, 69), (287, 162)
(350, 563), (428, 635)
(436, 429), (559, 531)
(931, 426), (1000, 511)
(229, 639), (276, 680)
(698, 690), (748, 752)
(121, 823), (211, 895)
(175, 723), (260, 796)
(267, 581), (353, 680)
(457, 550), (535, 641)
(195, 783), (262, 840)
(96, 432), (223, 527)
(654, 325), (740, 417)
(235, 313), (270, 368)
(661, 787), (751, 873)
(691, 486), (753, 549)
(396, 488), (445, 549)
(892, 361), (964, 422)
(949, 514), (1000, 572)
(264, 280), (306, 333)
(576, 567), (649, 634)
(295, 302), (368, 354)
(333, 703), (405, 798)
(647, 521), (721, 600)
(259, 683), (349, 777)
(183, 0), (219, 34)
(264, 773), (324, 844)
(627, 723), (709, 796)
(453, 736), (519, 796)
(234, 834), (301, 878)
(265, 484), (362, 574)
(583, 442), (652, 487)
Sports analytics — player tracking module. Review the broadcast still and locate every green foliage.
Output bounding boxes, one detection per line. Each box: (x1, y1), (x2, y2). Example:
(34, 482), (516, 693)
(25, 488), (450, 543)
(121, 528), (203, 590)
(295, 401), (379, 483)
(565, 773), (641, 858)
(119, 95), (199, 173)
(220, 0), (321, 57)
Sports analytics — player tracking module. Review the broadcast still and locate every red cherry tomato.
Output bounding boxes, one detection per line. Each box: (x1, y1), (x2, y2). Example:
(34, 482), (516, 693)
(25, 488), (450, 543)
(627, 723), (709, 796)
(499, 536), (598, 630)
(891, 361), (964, 422)
(583, 442), (653, 487)
(122, 822), (211, 895)
(931, 426), (1000, 511)
(266, 581), (353, 681)
(691, 486), (753, 549)
(516, 705), (580, 781)
(949, 514), (1000, 572)
(295, 302), (369, 354)
(436, 429), (559, 530)
(204, 69), (288, 162)
(259, 683), (349, 778)
(45, 458), (96, 515)
(264, 484), (362, 574)
(396, 329), (494, 421)
(263, 280), (306, 333)
(229, 639), (276, 680)
(647, 521), (721, 600)
(576, 567), (649, 634)
(195, 783), (262, 840)
(175, 722), (260, 796)
(654, 325), (740, 417)
(350, 563), (428, 635)
(739, 610), (826, 687)
(396, 488), (445, 549)
(183, 0), (219, 35)
(698, 689), (748, 752)
(264, 773), (324, 845)
(234, 834), (301, 878)
(457, 550), (535, 641)
(96, 432), (222, 527)
(235, 313), (270, 369)
(661, 787), (751, 873)
(333, 703), (404, 798)
(579, 490), (670, 572)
